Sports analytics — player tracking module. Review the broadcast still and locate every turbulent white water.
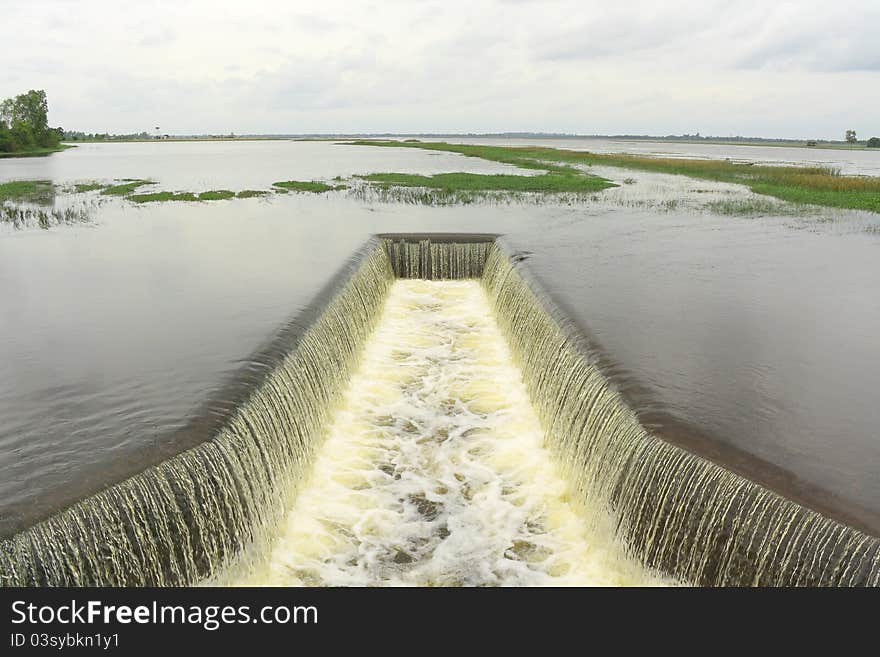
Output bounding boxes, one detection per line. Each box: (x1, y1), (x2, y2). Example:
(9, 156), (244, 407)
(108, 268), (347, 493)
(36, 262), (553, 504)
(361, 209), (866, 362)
(239, 279), (666, 586)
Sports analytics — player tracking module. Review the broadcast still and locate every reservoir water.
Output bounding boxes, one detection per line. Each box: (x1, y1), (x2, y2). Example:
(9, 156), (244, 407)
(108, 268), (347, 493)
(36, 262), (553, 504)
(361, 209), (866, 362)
(1, 139), (878, 583)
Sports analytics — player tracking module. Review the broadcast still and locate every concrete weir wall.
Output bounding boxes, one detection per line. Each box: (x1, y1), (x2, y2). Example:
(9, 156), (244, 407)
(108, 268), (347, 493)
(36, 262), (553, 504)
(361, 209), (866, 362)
(478, 237), (879, 586)
(1, 238), (396, 586)
(1, 234), (878, 586)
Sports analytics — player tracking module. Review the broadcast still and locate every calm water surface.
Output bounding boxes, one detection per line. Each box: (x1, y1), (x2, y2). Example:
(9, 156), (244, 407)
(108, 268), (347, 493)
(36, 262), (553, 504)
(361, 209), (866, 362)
(1, 140), (878, 535)
(0, 140), (527, 189)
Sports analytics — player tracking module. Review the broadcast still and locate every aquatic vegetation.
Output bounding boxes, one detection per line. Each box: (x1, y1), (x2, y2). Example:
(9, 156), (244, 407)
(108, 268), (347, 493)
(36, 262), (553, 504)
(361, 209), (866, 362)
(347, 182), (612, 207)
(349, 184), (492, 206)
(0, 180), (55, 204)
(705, 197), (819, 217)
(127, 191), (199, 203)
(127, 189), (264, 203)
(1, 200), (92, 230)
(348, 142), (614, 200)
(0, 180), (55, 205)
(72, 182), (108, 193)
(101, 179), (156, 196)
(273, 180), (347, 193)
(360, 170), (613, 194)
(746, 182), (880, 212)
(0, 179), (98, 229)
(350, 140), (880, 213)
(197, 190), (236, 201)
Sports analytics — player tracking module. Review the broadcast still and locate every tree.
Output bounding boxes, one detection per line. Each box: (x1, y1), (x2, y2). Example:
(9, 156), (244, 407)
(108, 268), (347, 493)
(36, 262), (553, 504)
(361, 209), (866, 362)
(0, 119), (15, 153)
(845, 129), (858, 144)
(867, 137), (880, 148)
(0, 89), (60, 151)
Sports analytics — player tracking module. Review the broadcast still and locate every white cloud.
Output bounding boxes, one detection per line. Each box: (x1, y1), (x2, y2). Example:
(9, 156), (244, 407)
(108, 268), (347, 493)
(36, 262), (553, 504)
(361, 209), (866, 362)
(1, 0), (877, 139)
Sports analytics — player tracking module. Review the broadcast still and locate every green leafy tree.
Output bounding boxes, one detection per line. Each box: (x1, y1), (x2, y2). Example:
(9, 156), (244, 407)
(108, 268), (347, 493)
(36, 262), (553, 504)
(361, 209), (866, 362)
(0, 118), (15, 152)
(845, 129), (858, 144)
(867, 137), (880, 148)
(0, 89), (61, 151)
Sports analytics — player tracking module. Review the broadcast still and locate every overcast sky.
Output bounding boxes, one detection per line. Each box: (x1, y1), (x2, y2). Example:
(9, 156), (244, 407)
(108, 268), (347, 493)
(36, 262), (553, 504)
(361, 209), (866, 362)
(3, 0), (878, 139)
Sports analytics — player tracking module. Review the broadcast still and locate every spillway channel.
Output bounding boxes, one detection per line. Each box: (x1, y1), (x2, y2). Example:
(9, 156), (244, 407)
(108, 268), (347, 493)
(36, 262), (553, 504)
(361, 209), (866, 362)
(236, 280), (666, 586)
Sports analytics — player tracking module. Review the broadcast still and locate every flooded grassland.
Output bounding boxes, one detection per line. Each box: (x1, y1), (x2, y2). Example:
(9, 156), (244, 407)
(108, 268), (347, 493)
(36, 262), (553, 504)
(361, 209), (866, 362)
(1, 139), (878, 581)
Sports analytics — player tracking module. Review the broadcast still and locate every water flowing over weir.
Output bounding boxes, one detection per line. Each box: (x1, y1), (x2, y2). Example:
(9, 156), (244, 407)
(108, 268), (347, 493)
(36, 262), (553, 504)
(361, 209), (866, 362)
(0, 241), (396, 586)
(1, 234), (878, 586)
(478, 242), (880, 586)
(231, 278), (663, 585)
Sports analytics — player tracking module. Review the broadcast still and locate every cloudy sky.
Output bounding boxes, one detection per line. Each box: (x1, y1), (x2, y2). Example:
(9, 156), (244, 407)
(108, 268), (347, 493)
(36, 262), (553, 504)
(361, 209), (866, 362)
(3, 0), (878, 139)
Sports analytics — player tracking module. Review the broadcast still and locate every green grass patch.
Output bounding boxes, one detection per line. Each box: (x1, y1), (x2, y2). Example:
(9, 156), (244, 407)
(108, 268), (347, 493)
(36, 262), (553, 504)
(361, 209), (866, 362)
(272, 180), (348, 193)
(348, 140), (880, 213)
(747, 183), (880, 213)
(348, 140), (615, 197)
(197, 190), (236, 201)
(236, 189), (270, 198)
(360, 171), (611, 193)
(127, 191), (199, 203)
(126, 189), (241, 203)
(101, 179), (155, 196)
(0, 180), (55, 204)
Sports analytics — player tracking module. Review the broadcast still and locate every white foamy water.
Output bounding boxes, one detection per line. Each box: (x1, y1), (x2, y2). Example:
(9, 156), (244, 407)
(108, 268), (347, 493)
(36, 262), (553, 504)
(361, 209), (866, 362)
(238, 280), (667, 586)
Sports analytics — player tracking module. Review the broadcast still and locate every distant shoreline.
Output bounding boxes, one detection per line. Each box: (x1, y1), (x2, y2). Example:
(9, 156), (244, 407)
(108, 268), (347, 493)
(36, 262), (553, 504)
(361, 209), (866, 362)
(53, 134), (879, 152)
(0, 144), (75, 159)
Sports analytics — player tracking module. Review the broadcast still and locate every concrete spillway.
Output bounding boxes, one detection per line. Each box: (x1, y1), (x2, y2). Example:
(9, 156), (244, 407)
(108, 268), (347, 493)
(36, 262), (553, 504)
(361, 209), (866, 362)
(233, 279), (663, 586)
(2, 234), (878, 586)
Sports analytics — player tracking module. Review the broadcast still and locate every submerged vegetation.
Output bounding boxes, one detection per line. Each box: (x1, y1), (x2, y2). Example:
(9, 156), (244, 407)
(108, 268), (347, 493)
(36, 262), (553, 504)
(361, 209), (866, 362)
(349, 140), (880, 213)
(349, 184), (505, 206)
(705, 198), (819, 217)
(1, 179), (97, 231)
(101, 179), (156, 196)
(72, 182), (107, 193)
(2, 178), (291, 213)
(1, 202), (92, 230)
(349, 182), (612, 207)
(0, 180), (55, 204)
